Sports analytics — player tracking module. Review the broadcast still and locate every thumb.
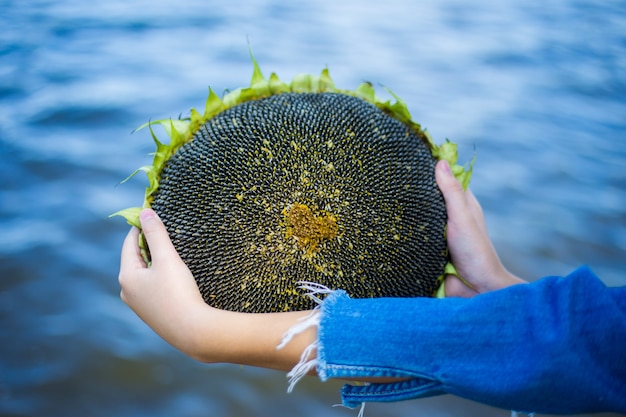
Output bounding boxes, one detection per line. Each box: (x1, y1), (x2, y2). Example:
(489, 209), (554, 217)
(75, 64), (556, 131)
(139, 208), (179, 264)
(435, 160), (473, 225)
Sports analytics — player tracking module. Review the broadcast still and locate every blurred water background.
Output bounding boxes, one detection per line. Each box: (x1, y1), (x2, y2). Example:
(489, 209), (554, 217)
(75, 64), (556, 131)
(1, 1), (625, 416)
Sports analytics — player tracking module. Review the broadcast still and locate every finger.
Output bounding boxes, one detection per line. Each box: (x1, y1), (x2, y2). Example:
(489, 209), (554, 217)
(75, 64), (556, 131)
(139, 208), (180, 265)
(120, 227), (145, 270)
(435, 160), (474, 226)
(444, 275), (478, 298)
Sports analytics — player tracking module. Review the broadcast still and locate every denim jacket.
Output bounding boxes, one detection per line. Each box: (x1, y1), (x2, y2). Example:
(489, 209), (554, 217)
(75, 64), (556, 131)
(314, 266), (626, 414)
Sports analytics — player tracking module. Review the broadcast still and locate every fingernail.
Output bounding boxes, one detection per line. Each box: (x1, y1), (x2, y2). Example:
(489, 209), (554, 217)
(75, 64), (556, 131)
(440, 160), (452, 175)
(140, 208), (158, 223)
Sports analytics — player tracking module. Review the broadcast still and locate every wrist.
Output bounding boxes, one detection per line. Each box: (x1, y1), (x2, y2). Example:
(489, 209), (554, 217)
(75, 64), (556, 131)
(503, 270), (527, 287)
(183, 304), (230, 363)
(489, 267), (527, 292)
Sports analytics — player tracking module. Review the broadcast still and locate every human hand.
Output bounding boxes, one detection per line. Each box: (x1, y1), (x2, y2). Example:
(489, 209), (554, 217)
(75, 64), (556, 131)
(435, 160), (526, 297)
(119, 208), (213, 356)
(118, 209), (315, 367)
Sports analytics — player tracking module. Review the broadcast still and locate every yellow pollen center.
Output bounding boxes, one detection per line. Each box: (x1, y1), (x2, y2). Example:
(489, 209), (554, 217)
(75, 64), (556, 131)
(283, 203), (338, 256)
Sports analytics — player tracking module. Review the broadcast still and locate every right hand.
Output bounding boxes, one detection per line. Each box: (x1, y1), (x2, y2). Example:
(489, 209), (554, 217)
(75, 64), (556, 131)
(435, 160), (526, 297)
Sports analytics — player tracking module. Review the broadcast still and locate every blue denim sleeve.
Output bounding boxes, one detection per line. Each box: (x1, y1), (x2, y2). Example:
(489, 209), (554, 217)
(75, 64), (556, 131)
(316, 266), (626, 414)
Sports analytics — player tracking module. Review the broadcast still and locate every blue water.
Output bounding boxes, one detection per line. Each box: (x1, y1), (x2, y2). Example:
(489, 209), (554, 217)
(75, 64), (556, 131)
(1, 1), (625, 416)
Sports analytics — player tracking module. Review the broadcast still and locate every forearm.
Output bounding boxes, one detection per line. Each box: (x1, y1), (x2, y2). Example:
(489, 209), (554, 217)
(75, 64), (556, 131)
(186, 306), (316, 372)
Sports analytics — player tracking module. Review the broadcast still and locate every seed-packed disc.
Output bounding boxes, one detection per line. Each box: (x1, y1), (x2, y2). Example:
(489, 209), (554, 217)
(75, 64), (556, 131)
(151, 92), (448, 312)
(114, 62), (473, 312)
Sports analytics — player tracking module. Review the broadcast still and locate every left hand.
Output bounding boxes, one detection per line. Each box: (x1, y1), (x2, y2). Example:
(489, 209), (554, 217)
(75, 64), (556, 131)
(118, 208), (315, 367)
(119, 209), (208, 356)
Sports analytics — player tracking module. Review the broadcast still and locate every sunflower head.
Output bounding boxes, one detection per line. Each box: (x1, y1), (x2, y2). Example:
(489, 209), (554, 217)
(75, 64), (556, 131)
(113, 55), (472, 312)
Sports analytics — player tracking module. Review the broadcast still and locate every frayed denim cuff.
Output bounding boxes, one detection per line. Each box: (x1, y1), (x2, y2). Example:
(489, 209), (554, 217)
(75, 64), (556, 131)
(280, 267), (626, 414)
(316, 289), (447, 408)
(280, 289), (447, 408)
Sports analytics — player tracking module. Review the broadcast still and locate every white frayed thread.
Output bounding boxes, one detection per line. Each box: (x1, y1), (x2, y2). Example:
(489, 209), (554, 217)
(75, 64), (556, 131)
(295, 281), (335, 304)
(333, 401), (366, 417)
(277, 281), (333, 392)
(277, 309), (320, 393)
(287, 283), (367, 415)
(277, 309), (320, 351)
